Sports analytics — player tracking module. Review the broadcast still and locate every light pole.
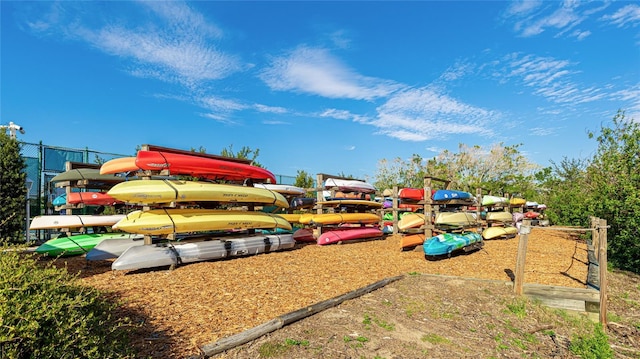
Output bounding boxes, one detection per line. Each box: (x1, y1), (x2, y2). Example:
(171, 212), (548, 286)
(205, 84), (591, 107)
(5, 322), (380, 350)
(25, 178), (33, 243)
(0, 121), (25, 139)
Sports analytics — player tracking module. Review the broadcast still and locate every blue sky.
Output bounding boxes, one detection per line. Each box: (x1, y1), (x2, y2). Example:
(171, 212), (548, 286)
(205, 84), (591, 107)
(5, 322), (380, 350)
(2, 1), (639, 180)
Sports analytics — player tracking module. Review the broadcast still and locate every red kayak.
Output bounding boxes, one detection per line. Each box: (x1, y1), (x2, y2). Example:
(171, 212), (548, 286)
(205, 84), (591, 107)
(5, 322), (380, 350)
(67, 192), (122, 206)
(293, 228), (315, 242)
(524, 211), (540, 219)
(135, 150), (276, 183)
(398, 188), (424, 201)
(317, 227), (383, 245)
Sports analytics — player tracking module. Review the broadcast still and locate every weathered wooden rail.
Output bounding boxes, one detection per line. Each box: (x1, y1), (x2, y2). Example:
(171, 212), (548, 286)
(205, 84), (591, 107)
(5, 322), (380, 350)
(514, 217), (608, 327)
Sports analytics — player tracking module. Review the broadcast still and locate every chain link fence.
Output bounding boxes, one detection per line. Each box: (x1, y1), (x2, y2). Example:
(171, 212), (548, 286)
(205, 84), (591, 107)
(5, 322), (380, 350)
(19, 142), (297, 217)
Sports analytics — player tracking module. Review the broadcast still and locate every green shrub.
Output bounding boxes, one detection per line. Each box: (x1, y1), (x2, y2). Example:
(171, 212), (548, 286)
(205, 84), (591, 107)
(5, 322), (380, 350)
(569, 323), (613, 359)
(0, 248), (136, 358)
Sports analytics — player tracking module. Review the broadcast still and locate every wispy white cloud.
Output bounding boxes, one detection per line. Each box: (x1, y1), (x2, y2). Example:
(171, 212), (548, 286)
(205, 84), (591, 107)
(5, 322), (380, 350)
(262, 120), (290, 125)
(345, 145), (356, 151)
(370, 87), (497, 141)
(425, 146), (444, 153)
(25, 1), (243, 88)
(254, 104), (288, 114)
(503, 1), (619, 38)
(497, 53), (608, 105)
(570, 29), (591, 40)
(319, 109), (370, 124)
(260, 46), (402, 100)
(504, 0), (543, 18)
(199, 112), (238, 125)
(439, 60), (476, 82)
(600, 4), (640, 27)
(529, 127), (559, 136)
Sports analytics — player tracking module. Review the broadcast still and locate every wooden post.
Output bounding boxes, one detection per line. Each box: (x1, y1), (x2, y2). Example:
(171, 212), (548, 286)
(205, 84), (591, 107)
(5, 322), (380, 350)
(315, 174), (324, 215)
(591, 216), (600, 261)
(392, 186), (399, 235)
(514, 219), (531, 295)
(598, 218), (608, 328)
(423, 177), (432, 238)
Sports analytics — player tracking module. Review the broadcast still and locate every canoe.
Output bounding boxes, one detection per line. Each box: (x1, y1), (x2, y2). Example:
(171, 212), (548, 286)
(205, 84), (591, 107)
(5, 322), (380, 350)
(276, 213), (302, 224)
(525, 201), (539, 208)
(482, 195), (509, 206)
(253, 183), (306, 196)
(298, 213), (380, 225)
(432, 189), (473, 202)
(30, 214), (126, 230)
(111, 233), (296, 271)
(51, 168), (124, 184)
(400, 233), (426, 250)
(100, 157), (140, 174)
(35, 232), (142, 257)
(317, 227), (383, 245)
(107, 179), (288, 207)
(113, 209), (292, 235)
(482, 226), (518, 240)
(485, 211), (513, 223)
(135, 150), (276, 183)
(423, 232), (483, 257)
(398, 213), (425, 230)
(67, 192), (122, 206)
(435, 212), (477, 226)
(293, 228), (315, 242)
(509, 197), (527, 207)
(317, 199), (382, 209)
(323, 178), (376, 194)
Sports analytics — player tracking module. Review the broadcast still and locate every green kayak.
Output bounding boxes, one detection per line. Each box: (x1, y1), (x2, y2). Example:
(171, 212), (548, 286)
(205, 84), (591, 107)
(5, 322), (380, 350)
(35, 232), (141, 257)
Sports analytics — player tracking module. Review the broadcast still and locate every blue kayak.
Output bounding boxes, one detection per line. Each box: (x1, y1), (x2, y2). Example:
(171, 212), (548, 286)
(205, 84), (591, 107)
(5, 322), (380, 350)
(432, 189), (473, 202)
(423, 232), (483, 256)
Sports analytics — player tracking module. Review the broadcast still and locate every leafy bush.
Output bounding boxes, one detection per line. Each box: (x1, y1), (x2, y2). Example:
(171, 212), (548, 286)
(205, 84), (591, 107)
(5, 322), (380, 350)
(0, 247), (136, 358)
(569, 323), (613, 359)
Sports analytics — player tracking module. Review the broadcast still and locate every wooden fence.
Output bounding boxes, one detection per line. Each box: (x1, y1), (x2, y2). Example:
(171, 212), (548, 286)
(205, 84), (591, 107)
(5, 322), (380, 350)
(513, 217), (608, 328)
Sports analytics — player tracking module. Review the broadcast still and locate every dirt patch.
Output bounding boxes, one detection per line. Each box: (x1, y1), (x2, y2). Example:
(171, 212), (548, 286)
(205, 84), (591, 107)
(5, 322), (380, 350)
(50, 227), (591, 358)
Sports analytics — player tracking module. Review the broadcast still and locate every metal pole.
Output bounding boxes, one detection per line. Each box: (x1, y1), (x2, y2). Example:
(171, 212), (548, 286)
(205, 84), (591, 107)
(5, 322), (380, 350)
(25, 198), (30, 242)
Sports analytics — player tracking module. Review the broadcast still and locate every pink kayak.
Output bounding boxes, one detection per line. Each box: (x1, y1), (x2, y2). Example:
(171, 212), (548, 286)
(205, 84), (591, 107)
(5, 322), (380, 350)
(317, 227), (383, 245)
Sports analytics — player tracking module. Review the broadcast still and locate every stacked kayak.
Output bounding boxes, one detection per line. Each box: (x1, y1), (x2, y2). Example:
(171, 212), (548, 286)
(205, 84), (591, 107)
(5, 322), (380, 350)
(423, 232), (483, 257)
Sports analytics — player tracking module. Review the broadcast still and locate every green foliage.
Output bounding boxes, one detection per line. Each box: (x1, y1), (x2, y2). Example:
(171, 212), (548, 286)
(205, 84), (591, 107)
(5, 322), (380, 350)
(293, 170), (314, 197)
(0, 132), (27, 244)
(569, 323), (613, 359)
(373, 143), (539, 195)
(504, 298), (527, 319)
(220, 144), (262, 167)
(585, 110), (640, 273)
(0, 248), (135, 358)
(539, 158), (591, 226)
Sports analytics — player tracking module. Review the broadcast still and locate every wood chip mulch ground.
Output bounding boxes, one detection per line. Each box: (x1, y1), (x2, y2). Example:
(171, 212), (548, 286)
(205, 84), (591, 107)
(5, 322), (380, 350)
(52, 227), (588, 358)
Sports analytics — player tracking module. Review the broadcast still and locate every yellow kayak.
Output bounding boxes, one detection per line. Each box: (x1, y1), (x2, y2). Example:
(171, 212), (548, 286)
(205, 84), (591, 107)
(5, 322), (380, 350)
(298, 213), (380, 225)
(108, 179), (289, 208)
(114, 209), (292, 235)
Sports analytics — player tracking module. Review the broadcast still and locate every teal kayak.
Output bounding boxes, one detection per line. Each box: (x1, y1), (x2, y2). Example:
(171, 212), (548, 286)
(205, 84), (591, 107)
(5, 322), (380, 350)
(423, 232), (483, 257)
(35, 232), (142, 257)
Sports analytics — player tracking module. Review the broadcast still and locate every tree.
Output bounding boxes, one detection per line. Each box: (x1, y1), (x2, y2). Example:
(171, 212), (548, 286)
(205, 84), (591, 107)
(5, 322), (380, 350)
(541, 157), (591, 226)
(0, 131), (27, 244)
(220, 145), (262, 167)
(585, 110), (640, 273)
(374, 143), (539, 196)
(293, 170), (314, 197)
